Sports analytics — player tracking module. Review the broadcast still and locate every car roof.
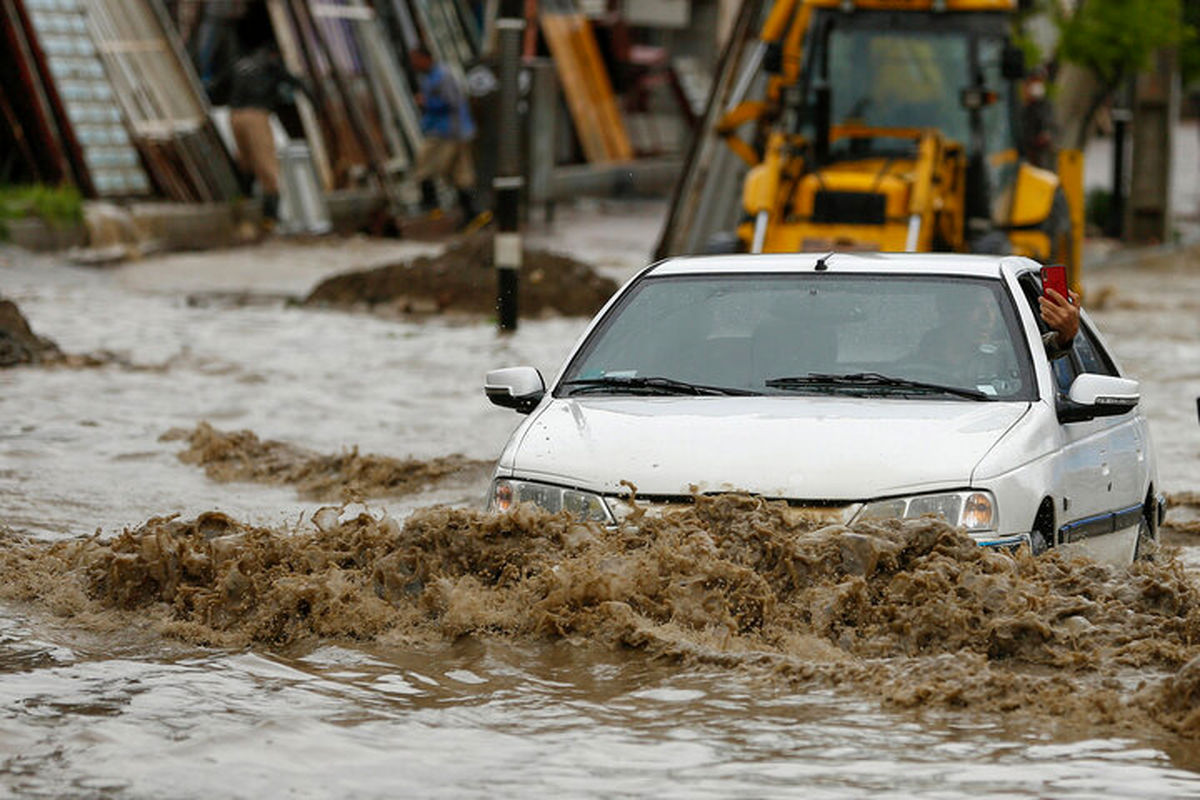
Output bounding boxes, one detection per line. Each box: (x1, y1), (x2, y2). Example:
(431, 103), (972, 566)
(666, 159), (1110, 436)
(647, 252), (1041, 279)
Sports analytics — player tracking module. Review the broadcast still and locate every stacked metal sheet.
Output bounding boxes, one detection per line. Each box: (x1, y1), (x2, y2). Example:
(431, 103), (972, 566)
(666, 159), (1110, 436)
(20, 0), (151, 195)
(266, 0), (431, 201)
(85, 0), (240, 201)
(4, 0), (240, 202)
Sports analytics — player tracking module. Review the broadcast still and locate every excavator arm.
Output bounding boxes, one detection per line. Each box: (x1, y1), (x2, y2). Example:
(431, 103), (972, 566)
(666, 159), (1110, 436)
(715, 0), (813, 168)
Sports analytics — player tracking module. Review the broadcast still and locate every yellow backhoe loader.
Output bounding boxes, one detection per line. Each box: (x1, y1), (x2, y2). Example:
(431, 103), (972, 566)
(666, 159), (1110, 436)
(657, 0), (1083, 288)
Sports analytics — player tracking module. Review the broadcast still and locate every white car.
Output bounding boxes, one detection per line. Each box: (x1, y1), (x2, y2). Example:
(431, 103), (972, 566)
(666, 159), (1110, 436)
(484, 253), (1163, 566)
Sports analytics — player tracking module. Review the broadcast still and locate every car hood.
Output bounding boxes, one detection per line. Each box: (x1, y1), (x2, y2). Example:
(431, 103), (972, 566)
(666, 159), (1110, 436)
(504, 396), (1029, 500)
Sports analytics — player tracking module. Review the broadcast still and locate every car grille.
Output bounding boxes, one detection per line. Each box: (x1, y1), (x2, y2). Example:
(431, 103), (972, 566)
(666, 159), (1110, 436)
(607, 496), (858, 526)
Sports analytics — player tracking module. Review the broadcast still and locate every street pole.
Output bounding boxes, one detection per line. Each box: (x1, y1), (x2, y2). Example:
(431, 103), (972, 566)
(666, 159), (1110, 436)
(494, 0), (524, 332)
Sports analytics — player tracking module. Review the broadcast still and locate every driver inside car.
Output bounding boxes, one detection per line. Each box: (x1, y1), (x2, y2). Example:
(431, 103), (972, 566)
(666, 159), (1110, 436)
(915, 285), (1080, 393)
(921, 285), (1079, 360)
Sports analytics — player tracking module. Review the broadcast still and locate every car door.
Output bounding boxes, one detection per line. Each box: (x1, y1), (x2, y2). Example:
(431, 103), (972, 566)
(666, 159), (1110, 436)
(1071, 322), (1144, 531)
(1047, 344), (1116, 544)
(1016, 275), (1136, 555)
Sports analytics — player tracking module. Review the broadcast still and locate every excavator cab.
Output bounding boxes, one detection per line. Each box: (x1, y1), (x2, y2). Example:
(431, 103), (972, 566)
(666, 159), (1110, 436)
(743, 6), (1052, 255)
(658, 0), (1081, 282)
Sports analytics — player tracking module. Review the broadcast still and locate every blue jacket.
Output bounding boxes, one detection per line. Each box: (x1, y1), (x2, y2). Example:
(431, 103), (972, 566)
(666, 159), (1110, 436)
(419, 65), (475, 141)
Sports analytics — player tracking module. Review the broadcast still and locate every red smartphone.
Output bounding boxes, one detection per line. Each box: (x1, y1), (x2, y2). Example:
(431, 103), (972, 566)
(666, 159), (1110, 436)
(1041, 264), (1069, 300)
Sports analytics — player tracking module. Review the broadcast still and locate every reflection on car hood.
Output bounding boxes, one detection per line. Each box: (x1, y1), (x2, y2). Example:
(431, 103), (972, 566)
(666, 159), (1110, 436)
(507, 396), (1029, 500)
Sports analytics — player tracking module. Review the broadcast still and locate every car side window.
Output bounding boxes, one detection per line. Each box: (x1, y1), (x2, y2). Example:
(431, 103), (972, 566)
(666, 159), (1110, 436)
(1051, 352), (1076, 393)
(1073, 324), (1119, 377)
(1017, 273), (1076, 394)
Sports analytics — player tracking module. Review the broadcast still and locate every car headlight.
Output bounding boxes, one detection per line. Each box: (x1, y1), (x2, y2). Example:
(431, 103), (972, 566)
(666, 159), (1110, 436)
(490, 478), (613, 523)
(853, 490), (996, 532)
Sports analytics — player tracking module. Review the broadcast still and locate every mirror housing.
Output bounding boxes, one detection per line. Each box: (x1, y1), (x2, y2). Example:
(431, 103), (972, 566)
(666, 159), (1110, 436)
(1057, 374), (1140, 423)
(485, 367), (546, 414)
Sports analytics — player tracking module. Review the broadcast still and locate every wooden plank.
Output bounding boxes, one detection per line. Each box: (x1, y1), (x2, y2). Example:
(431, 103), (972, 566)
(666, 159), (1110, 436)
(311, 3), (375, 20)
(296, 0), (404, 213)
(359, 29), (408, 168)
(1, 0), (78, 188)
(538, 9), (609, 162)
(357, 16), (423, 161)
(86, 0), (239, 199)
(429, 0), (473, 65)
(558, 10), (610, 156)
(451, 0), (480, 55)
(0, 82), (42, 181)
(268, 0), (335, 189)
(566, 8), (632, 160)
(93, 40), (168, 54)
(539, 0), (630, 162)
(411, 0), (471, 80)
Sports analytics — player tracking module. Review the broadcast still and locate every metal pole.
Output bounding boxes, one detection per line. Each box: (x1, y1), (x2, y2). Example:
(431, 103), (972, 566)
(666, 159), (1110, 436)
(494, 0), (523, 332)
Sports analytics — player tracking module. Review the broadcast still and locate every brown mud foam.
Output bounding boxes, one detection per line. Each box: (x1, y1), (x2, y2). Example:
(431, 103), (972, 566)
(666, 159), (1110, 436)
(161, 422), (490, 501)
(303, 230), (618, 317)
(4, 494), (1200, 739)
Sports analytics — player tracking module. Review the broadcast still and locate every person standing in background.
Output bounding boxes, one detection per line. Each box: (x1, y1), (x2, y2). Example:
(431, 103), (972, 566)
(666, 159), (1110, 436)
(1021, 67), (1057, 170)
(409, 46), (480, 227)
(219, 16), (307, 229)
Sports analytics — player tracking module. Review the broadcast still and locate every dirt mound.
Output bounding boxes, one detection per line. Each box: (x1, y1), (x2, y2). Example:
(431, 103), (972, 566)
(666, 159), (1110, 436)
(6, 494), (1200, 738)
(303, 230), (618, 317)
(0, 297), (62, 367)
(161, 422), (490, 501)
(0, 296), (145, 369)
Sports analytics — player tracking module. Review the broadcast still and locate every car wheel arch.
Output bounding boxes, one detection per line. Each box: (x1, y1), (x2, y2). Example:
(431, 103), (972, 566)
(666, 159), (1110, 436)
(1031, 497), (1055, 554)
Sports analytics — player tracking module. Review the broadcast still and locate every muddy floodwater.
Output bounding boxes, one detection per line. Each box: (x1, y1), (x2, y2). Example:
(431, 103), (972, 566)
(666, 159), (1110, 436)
(2, 204), (1200, 798)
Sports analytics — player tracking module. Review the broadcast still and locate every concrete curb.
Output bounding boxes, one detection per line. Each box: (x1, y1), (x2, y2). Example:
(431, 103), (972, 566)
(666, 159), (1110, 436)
(4, 218), (88, 252)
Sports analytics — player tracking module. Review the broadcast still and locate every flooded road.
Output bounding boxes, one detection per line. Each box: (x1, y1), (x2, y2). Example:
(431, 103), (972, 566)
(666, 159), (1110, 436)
(3, 202), (1200, 798)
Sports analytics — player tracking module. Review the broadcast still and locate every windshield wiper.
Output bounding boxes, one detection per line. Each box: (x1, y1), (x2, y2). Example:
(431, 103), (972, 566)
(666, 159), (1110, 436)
(764, 372), (995, 401)
(560, 376), (759, 397)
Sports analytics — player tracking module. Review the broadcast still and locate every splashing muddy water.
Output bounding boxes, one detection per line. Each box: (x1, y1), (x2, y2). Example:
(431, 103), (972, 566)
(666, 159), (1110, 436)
(6, 497), (1200, 745)
(5, 219), (1200, 796)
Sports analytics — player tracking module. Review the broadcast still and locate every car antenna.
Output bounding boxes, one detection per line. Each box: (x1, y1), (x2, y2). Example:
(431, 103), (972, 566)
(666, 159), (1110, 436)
(814, 253), (833, 271)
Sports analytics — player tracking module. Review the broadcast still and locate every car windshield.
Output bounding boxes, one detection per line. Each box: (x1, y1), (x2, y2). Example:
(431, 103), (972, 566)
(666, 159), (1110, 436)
(559, 273), (1035, 401)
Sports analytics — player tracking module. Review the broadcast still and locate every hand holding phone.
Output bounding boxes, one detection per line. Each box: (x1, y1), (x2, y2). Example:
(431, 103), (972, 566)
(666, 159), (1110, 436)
(1041, 264), (1069, 301)
(1039, 264), (1079, 347)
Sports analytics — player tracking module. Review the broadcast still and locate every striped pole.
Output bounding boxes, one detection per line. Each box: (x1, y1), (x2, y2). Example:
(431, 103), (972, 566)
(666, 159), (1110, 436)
(494, 0), (524, 332)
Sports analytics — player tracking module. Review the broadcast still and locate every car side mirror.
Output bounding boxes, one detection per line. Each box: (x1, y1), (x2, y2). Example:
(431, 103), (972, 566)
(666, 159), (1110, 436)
(485, 367), (545, 414)
(1057, 374), (1139, 423)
